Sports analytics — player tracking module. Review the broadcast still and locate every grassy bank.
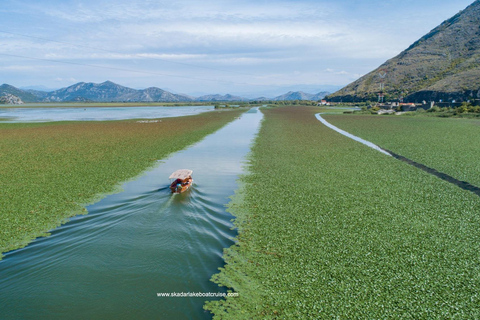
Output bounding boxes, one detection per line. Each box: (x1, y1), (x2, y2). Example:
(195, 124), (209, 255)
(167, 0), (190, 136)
(325, 114), (480, 187)
(206, 106), (480, 318)
(0, 109), (244, 257)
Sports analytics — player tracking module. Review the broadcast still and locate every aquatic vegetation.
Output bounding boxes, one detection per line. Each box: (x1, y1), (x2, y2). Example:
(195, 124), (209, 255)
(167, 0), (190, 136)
(0, 109), (262, 319)
(206, 106), (480, 318)
(324, 114), (480, 187)
(0, 109), (244, 257)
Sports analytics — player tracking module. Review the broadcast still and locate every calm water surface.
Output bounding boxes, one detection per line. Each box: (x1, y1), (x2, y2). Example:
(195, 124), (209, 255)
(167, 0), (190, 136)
(0, 105), (214, 122)
(0, 108), (262, 319)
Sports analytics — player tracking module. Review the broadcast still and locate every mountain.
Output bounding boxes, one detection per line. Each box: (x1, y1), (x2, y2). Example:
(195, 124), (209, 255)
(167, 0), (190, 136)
(274, 91), (313, 101)
(138, 87), (194, 102)
(1, 81), (330, 103)
(251, 97), (270, 101)
(195, 94), (247, 102)
(45, 81), (135, 102)
(273, 91), (329, 101)
(327, 0), (480, 103)
(311, 92), (330, 101)
(43, 81), (134, 102)
(26, 89), (51, 100)
(30, 81), (194, 102)
(0, 84), (39, 102)
(237, 85), (341, 99)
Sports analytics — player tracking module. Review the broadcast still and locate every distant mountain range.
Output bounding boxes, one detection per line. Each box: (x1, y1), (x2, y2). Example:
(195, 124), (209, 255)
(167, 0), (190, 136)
(273, 91), (329, 101)
(0, 81), (330, 104)
(327, 0), (480, 103)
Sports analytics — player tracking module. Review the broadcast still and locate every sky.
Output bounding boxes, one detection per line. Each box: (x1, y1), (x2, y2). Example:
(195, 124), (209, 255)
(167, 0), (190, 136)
(0, 0), (474, 97)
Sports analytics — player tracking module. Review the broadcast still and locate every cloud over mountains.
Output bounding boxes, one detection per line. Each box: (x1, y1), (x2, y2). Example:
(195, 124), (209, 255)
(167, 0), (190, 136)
(0, 0), (474, 95)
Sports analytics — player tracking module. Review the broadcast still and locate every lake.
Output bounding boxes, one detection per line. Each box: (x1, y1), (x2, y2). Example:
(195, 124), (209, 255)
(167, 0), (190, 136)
(0, 105), (214, 122)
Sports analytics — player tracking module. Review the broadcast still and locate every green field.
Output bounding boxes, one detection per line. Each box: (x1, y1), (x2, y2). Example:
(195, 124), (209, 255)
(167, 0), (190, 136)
(324, 114), (480, 187)
(206, 106), (480, 318)
(0, 109), (244, 257)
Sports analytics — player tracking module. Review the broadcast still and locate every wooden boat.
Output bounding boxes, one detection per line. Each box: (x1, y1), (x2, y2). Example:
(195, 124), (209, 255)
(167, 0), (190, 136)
(169, 169), (193, 194)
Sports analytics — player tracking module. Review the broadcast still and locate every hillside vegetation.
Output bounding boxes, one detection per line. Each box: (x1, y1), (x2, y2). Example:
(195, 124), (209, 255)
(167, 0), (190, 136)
(328, 0), (480, 103)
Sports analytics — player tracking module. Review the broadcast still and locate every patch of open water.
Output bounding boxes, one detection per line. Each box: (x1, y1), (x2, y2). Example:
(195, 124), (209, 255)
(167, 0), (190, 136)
(0, 108), (263, 319)
(0, 106), (214, 122)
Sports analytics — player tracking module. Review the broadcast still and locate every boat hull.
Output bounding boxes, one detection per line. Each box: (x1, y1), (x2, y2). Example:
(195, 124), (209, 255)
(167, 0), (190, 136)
(170, 178), (193, 194)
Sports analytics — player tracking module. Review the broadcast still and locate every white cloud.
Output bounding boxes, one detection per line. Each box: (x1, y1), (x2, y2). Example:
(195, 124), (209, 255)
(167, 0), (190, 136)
(31, 0), (333, 25)
(0, 0), (475, 92)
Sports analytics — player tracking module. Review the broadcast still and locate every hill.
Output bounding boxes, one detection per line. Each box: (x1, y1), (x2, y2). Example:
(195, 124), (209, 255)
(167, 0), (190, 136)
(139, 87), (194, 102)
(38, 81), (193, 102)
(0, 84), (39, 103)
(43, 81), (136, 102)
(327, 0), (480, 103)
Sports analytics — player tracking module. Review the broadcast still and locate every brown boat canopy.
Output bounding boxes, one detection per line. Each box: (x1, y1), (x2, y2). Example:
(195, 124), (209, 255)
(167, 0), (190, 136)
(169, 169), (193, 180)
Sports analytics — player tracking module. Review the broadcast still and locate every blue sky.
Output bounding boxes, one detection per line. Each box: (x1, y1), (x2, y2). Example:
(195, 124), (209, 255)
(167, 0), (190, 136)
(0, 0), (474, 97)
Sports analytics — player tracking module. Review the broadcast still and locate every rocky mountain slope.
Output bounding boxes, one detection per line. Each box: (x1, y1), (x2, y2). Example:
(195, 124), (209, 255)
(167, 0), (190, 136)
(0, 93), (24, 105)
(327, 0), (480, 103)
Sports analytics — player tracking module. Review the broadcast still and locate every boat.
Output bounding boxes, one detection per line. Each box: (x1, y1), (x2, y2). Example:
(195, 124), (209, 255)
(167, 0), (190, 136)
(169, 169), (193, 194)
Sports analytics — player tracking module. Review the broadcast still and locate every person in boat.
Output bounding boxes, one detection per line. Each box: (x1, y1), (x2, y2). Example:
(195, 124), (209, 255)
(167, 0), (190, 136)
(169, 169), (193, 193)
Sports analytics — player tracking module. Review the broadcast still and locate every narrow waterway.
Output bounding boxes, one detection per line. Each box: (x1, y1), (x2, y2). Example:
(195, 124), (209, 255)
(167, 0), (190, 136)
(0, 108), (262, 319)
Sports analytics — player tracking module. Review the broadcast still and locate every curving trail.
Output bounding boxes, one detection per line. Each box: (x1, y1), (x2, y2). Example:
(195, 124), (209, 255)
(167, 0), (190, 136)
(316, 112), (480, 197)
(315, 113), (392, 156)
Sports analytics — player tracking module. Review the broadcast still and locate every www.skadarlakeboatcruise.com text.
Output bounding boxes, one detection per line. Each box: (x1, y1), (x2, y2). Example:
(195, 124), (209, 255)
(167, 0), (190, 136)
(157, 292), (239, 298)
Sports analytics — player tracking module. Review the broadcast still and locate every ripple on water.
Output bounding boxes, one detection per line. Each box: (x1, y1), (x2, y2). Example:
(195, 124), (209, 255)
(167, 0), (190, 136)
(0, 108), (263, 320)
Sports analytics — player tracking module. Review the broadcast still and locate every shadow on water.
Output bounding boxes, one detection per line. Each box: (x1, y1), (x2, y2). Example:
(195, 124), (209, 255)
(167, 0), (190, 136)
(0, 108), (263, 320)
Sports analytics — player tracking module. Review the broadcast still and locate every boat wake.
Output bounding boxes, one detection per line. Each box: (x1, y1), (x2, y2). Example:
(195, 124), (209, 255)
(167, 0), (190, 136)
(0, 108), (264, 320)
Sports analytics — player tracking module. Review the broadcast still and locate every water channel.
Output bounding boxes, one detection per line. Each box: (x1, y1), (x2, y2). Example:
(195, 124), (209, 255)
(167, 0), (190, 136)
(0, 108), (262, 319)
